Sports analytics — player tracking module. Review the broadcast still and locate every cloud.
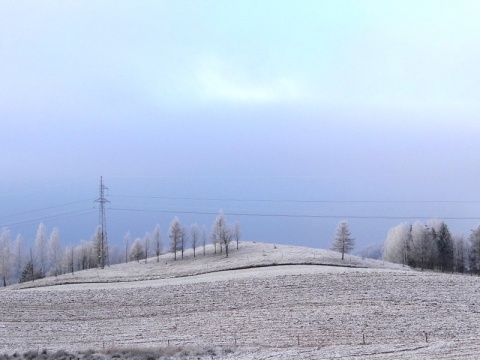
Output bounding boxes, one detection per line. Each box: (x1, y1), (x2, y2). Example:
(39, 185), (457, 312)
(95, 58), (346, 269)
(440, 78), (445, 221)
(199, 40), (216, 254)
(195, 56), (306, 103)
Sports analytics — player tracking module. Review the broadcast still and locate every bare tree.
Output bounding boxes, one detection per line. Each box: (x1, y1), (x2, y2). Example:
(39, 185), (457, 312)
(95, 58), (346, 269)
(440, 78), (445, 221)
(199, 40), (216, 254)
(383, 223), (410, 265)
(144, 232), (150, 263)
(169, 217), (182, 261)
(202, 225), (207, 256)
(181, 226), (188, 259)
(233, 221), (241, 250)
(213, 210), (232, 257)
(152, 224), (163, 262)
(129, 238), (145, 262)
(35, 222), (48, 275)
(469, 226), (480, 274)
(76, 239), (96, 270)
(411, 222), (434, 270)
(436, 221), (454, 272)
(20, 247), (44, 283)
(48, 227), (62, 277)
(331, 220), (355, 260)
(62, 245), (76, 275)
(211, 225), (218, 254)
(453, 235), (468, 273)
(123, 231), (131, 264)
(0, 227), (12, 287)
(190, 223), (200, 258)
(13, 234), (25, 282)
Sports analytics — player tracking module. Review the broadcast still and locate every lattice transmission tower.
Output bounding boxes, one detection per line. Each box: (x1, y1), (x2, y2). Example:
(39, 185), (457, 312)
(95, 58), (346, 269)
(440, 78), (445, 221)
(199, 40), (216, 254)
(95, 176), (109, 268)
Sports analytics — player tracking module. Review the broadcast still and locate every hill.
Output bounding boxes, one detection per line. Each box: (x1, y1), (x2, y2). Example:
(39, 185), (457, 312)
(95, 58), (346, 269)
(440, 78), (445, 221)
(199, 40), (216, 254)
(2, 242), (480, 359)
(9, 242), (404, 290)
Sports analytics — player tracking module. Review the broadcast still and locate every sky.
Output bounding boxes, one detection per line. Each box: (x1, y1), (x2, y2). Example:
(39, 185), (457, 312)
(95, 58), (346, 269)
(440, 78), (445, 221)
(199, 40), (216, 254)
(1, 1), (480, 252)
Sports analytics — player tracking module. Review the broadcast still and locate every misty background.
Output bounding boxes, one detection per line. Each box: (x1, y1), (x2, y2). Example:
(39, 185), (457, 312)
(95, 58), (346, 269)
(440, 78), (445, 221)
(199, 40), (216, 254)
(1, 1), (480, 252)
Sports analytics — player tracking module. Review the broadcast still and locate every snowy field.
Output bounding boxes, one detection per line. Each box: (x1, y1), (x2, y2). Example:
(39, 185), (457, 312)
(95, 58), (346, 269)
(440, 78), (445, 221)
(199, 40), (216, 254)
(2, 243), (480, 359)
(9, 242), (405, 289)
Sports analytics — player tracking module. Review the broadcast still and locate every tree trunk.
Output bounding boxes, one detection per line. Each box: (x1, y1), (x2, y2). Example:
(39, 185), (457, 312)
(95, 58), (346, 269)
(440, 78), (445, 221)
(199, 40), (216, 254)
(226, 244), (229, 258)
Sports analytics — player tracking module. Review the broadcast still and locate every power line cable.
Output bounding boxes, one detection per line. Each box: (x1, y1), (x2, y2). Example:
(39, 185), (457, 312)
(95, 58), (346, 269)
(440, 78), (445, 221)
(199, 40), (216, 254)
(0, 208), (97, 230)
(0, 177), (97, 198)
(109, 207), (480, 221)
(109, 194), (480, 204)
(0, 199), (94, 220)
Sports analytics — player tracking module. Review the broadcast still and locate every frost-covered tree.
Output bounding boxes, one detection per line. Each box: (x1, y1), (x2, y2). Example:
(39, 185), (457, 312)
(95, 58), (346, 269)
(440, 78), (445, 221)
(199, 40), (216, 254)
(144, 232), (150, 263)
(436, 221), (454, 272)
(383, 223), (410, 265)
(48, 227), (62, 277)
(331, 221), (355, 260)
(13, 234), (25, 282)
(180, 226), (188, 259)
(0, 227), (12, 286)
(212, 210), (232, 257)
(410, 221), (438, 270)
(426, 222), (440, 270)
(202, 225), (208, 256)
(20, 260), (45, 283)
(20, 248), (44, 283)
(63, 245), (76, 275)
(129, 237), (145, 262)
(152, 225), (163, 262)
(453, 235), (469, 273)
(169, 217), (182, 261)
(233, 221), (241, 250)
(35, 222), (48, 275)
(76, 239), (96, 270)
(20, 261), (34, 283)
(469, 226), (480, 274)
(410, 222), (425, 269)
(124, 231), (131, 264)
(190, 223), (199, 258)
(211, 225), (218, 254)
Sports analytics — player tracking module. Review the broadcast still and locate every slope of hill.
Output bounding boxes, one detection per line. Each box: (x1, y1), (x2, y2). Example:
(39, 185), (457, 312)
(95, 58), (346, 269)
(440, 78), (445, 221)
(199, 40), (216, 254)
(9, 242), (406, 290)
(2, 242), (480, 359)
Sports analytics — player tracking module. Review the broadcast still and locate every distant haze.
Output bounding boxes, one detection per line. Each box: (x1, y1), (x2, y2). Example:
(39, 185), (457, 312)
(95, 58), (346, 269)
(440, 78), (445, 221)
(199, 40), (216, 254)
(1, 1), (480, 250)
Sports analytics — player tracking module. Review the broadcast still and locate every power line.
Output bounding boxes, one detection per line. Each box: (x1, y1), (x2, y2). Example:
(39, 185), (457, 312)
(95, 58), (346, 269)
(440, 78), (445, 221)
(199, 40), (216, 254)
(0, 177), (97, 199)
(0, 199), (94, 221)
(109, 207), (480, 221)
(109, 194), (480, 204)
(0, 208), (97, 230)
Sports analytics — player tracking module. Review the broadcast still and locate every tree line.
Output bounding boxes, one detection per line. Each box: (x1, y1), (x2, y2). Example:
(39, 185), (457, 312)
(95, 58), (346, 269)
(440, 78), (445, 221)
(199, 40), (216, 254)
(0, 210), (241, 286)
(382, 219), (477, 273)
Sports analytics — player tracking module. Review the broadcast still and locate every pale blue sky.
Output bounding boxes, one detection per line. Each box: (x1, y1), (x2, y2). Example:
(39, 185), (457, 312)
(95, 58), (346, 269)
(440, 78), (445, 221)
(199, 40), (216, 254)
(1, 1), (480, 250)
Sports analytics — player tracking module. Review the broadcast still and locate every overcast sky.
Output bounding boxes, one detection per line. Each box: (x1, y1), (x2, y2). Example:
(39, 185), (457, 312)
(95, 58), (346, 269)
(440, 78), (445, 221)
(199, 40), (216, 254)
(1, 1), (480, 251)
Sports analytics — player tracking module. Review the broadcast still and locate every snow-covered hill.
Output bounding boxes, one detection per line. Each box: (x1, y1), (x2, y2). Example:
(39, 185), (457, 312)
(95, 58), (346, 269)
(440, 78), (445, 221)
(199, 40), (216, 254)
(2, 242), (480, 359)
(9, 242), (406, 290)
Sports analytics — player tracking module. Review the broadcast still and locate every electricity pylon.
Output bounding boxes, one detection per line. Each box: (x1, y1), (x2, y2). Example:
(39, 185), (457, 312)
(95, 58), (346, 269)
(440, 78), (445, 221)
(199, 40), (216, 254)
(95, 176), (109, 268)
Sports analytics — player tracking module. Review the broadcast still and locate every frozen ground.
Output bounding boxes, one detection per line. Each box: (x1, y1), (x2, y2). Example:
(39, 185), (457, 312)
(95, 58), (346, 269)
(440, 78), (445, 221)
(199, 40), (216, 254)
(2, 242), (480, 359)
(9, 242), (405, 290)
